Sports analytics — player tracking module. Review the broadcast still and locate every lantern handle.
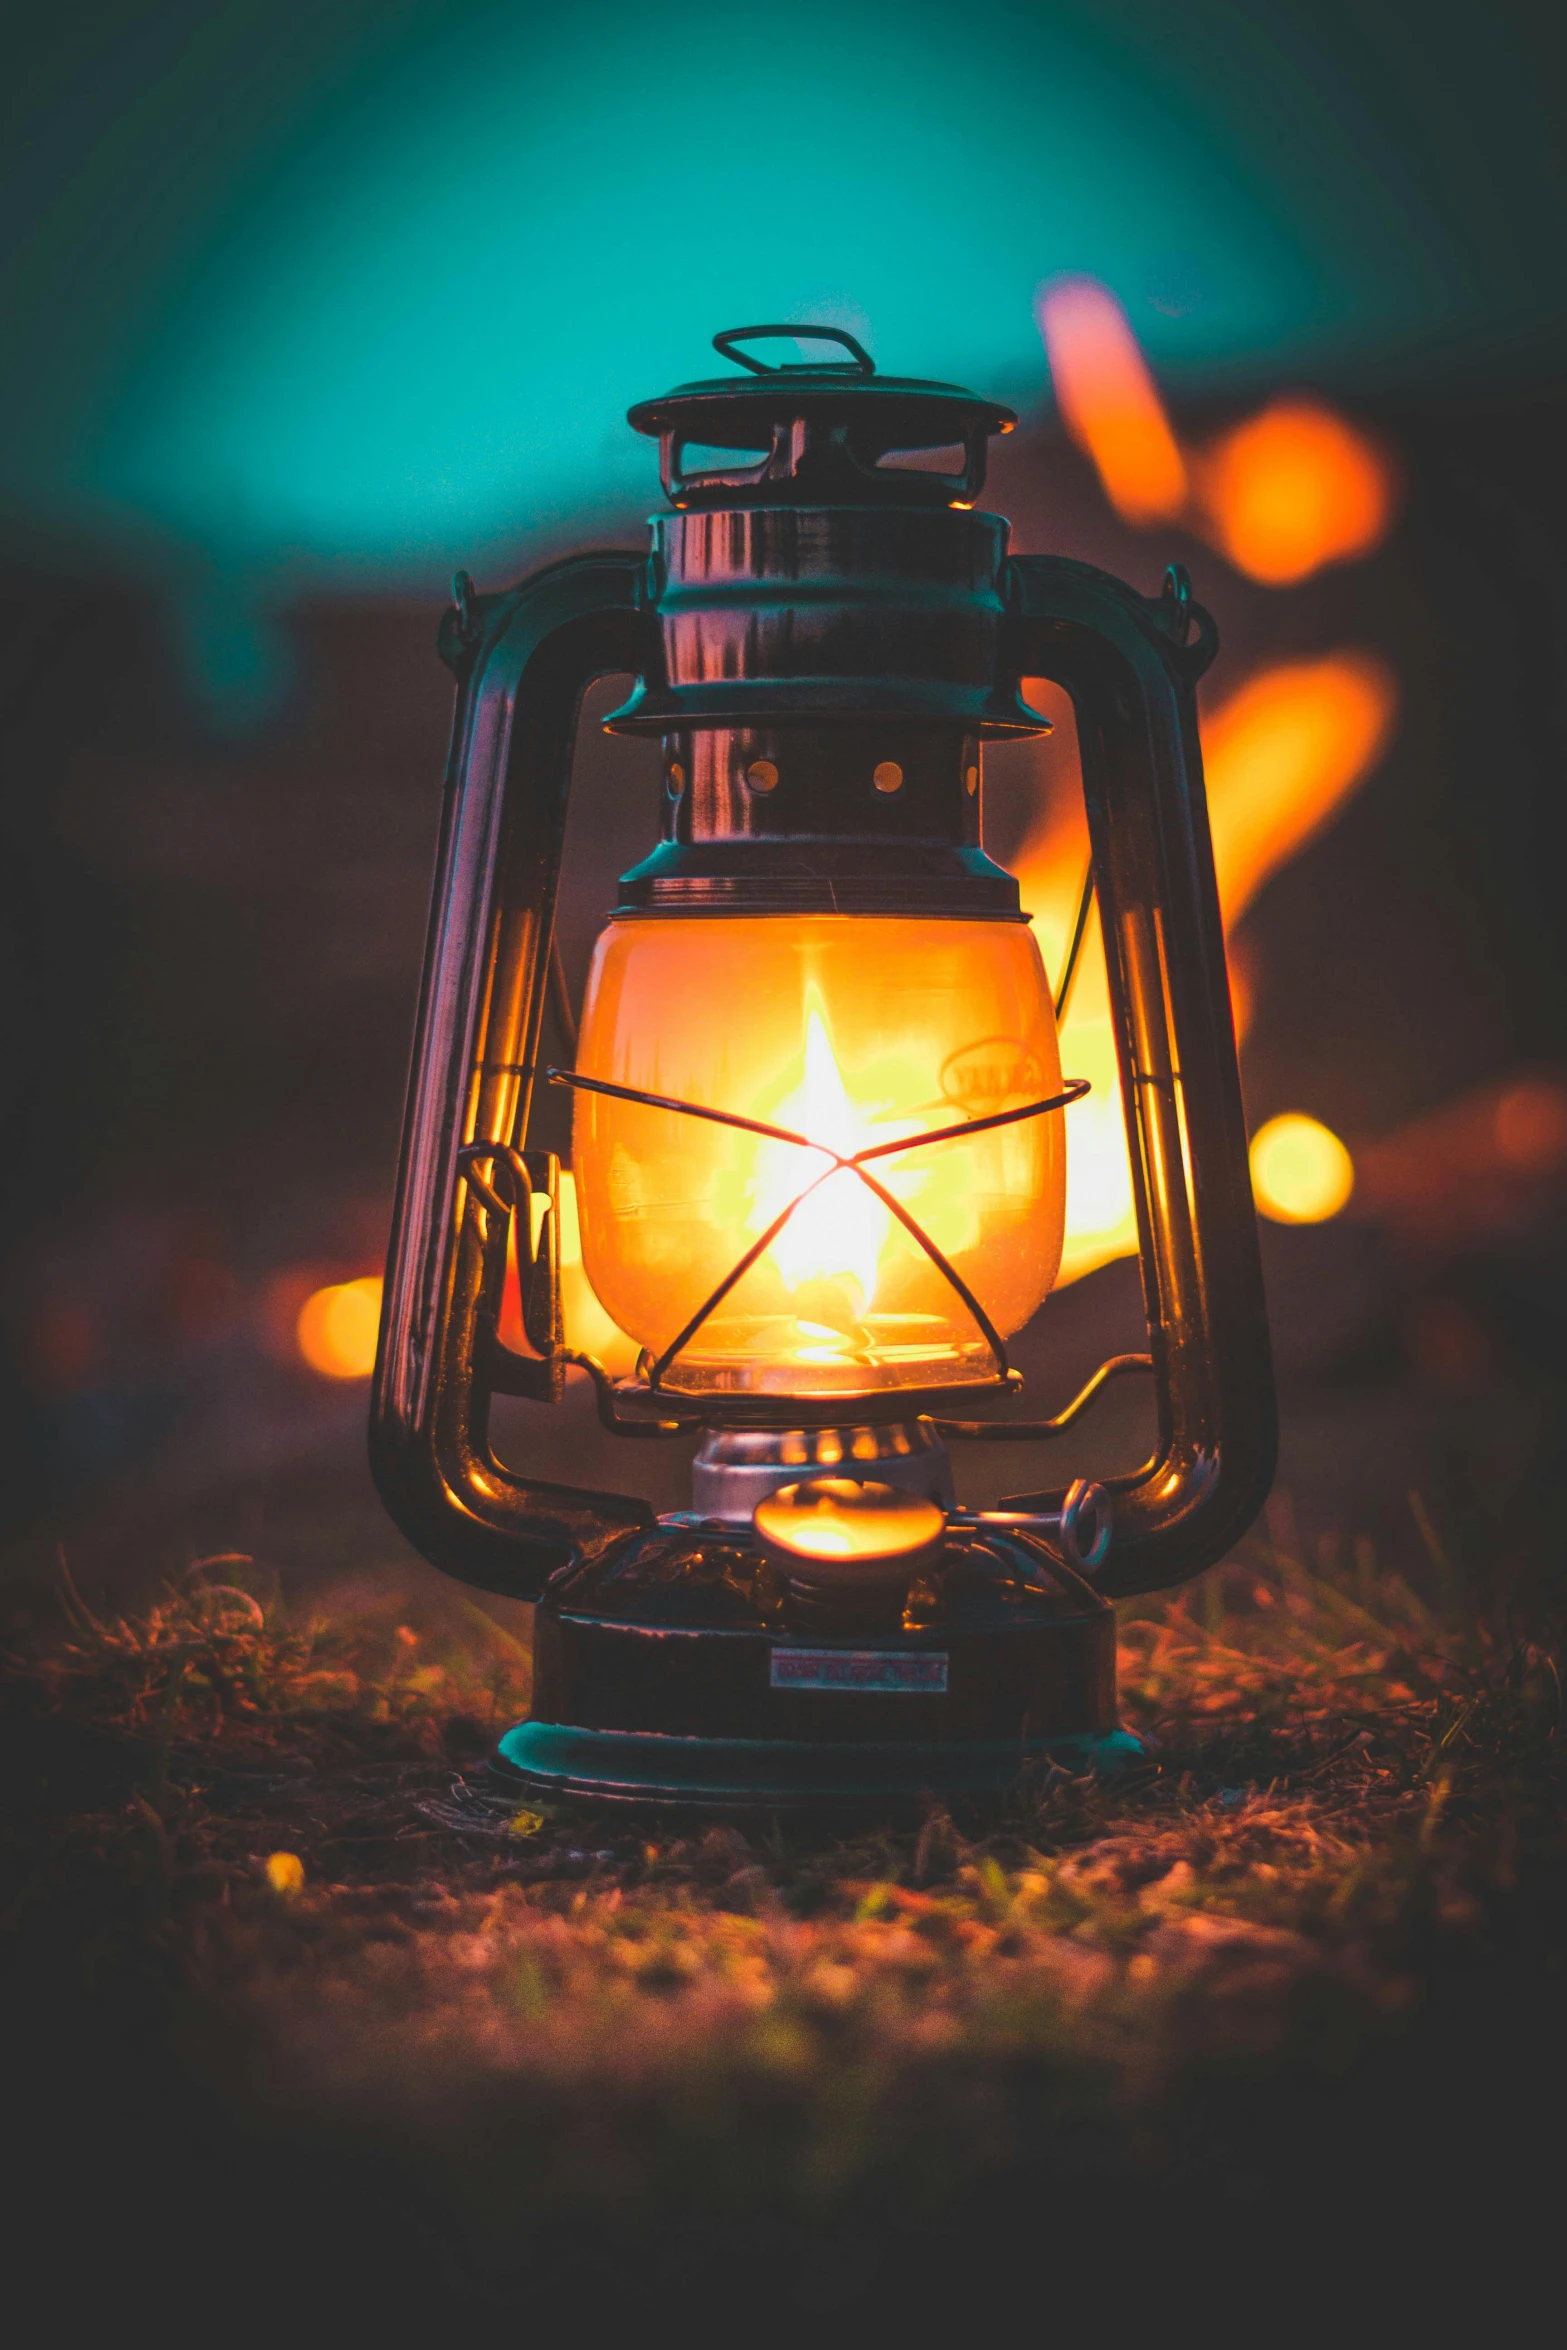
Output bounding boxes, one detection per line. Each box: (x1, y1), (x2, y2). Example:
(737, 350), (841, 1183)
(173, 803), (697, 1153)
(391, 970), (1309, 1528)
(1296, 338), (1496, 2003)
(712, 323), (876, 376)
(371, 552), (680, 1602)
(999, 554), (1277, 1601)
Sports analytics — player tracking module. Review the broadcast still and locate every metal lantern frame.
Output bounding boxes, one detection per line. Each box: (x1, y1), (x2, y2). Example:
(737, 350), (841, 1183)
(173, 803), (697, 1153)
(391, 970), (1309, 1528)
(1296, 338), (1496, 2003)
(370, 327), (1277, 1811)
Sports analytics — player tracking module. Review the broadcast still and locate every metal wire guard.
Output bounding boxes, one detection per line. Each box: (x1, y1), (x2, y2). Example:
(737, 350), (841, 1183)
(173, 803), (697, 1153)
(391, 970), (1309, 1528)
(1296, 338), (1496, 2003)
(546, 1067), (1090, 1387)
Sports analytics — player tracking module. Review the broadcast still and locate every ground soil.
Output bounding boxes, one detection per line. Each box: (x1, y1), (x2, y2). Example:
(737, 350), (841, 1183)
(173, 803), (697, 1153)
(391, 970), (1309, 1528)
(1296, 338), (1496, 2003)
(4, 1533), (1562, 2329)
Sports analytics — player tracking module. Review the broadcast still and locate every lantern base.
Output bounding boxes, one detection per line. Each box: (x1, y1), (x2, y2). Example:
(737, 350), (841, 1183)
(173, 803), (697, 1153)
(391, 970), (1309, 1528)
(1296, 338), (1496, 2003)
(497, 1515), (1133, 1816)
(492, 1718), (1144, 1817)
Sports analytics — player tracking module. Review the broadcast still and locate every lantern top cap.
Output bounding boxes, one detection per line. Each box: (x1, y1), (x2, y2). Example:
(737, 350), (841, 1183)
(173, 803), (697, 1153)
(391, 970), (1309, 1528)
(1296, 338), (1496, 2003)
(629, 325), (1017, 509)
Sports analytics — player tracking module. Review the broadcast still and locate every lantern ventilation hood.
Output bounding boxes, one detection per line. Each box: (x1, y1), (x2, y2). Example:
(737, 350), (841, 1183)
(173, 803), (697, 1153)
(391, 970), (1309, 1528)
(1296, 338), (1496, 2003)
(626, 324), (1017, 510)
(604, 326), (1047, 742)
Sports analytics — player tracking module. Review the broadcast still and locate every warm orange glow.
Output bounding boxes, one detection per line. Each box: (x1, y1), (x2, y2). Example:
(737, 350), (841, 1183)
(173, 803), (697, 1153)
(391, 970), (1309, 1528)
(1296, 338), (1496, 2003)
(1197, 399), (1395, 584)
(1355, 1072), (1567, 1251)
(1202, 652), (1400, 925)
(755, 1479), (946, 1564)
(572, 914), (1064, 1396)
(1035, 278), (1188, 524)
(1249, 1114), (1355, 1224)
(296, 1276), (382, 1379)
(756, 1007), (890, 1319)
(1013, 652), (1398, 1283)
(1494, 1080), (1567, 1175)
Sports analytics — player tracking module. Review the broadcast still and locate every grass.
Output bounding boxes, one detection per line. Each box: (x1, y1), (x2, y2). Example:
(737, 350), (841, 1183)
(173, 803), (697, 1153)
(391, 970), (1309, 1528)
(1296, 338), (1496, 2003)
(4, 1508), (1563, 2322)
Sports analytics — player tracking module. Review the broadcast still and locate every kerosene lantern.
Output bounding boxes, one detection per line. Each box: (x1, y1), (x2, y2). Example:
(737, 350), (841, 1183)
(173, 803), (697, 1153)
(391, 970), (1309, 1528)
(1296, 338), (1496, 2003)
(371, 325), (1276, 1809)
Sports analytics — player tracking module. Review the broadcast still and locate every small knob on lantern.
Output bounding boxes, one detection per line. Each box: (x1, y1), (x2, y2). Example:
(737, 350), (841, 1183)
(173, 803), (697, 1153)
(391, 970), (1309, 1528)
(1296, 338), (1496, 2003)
(754, 1478), (947, 1630)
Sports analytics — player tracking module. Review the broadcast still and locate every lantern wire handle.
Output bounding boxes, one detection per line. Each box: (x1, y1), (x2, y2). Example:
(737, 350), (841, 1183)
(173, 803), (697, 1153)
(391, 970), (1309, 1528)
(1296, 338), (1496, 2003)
(547, 937), (578, 1060)
(1053, 861), (1096, 1025)
(713, 323), (876, 377)
(547, 1068), (1088, 1387)
(933, 1350), (1153, 1443)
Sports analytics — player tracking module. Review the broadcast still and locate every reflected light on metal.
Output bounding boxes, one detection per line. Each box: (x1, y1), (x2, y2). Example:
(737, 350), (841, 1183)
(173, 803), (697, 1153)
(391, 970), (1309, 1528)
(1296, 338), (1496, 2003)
(1015, 651), (1396, 1282)
(296, 1276), (383, 1379)
(498, 1169), (639, 1375)
(755, 1478), (946, 1564)
(1197, 398), (1395, 584)
(1249, 1113), (1355, 1224)
(1035, 277), (1188, 524)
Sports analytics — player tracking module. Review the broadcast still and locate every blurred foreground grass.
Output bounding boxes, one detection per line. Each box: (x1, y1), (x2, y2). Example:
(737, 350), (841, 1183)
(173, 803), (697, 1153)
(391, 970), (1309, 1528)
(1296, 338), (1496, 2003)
(4, 1508), (1563, 2322)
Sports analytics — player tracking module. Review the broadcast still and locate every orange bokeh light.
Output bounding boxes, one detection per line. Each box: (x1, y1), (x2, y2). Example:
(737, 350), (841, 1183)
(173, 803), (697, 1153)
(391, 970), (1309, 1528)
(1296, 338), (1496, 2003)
(1355, 1073), (1567, 1252)
(1249, 1113), (1355, 1225)
(1197, 399), (1395, 585)
(1494, 1079), (1567, 1176)
(296, 1276), (382, 1379)
(1035, 278), (1188, 525)
(1200, 651), (1400, 924)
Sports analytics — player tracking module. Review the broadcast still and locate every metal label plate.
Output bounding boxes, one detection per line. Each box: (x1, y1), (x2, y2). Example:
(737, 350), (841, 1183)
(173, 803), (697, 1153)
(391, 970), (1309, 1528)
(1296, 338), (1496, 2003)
(769, 1648), (949, 1694)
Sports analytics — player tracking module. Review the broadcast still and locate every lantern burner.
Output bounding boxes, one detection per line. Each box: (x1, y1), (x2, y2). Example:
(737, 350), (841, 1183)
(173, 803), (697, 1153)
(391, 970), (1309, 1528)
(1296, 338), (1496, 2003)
(689, 1419), (955, 1523)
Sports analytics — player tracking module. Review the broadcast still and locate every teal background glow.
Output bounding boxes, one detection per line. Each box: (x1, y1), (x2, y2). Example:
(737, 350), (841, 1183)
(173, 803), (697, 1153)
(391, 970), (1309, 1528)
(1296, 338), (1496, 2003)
(5, 0), (1565, 605)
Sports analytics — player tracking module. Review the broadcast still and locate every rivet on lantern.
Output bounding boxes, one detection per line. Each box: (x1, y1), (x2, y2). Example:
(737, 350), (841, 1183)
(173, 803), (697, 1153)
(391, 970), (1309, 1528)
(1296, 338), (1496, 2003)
(965, 764), (979, 795)
(873, 760), (904, 793)
(667, 760), (685, 796)
(745, 758), (779, 792)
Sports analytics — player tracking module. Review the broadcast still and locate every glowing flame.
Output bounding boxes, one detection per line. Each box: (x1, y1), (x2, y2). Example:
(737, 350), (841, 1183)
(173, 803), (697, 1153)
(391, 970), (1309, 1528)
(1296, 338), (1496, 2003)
(1015, 652), (1398, 1283)
(296, 1276), (382, 1378)
(1197, 400), (1395, 585)
(1249, 1113), (1355, 1224)
(753, 1008), (890, 1334)
(1035, 278), (1188, 524)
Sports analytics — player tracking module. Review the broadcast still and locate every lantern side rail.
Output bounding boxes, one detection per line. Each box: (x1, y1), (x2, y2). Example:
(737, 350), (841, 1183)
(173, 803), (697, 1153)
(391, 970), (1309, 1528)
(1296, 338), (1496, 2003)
(998, 556), (1277, 1598)
(546, 1065), (1088, 1389)
(370, 552), (678, 1601)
